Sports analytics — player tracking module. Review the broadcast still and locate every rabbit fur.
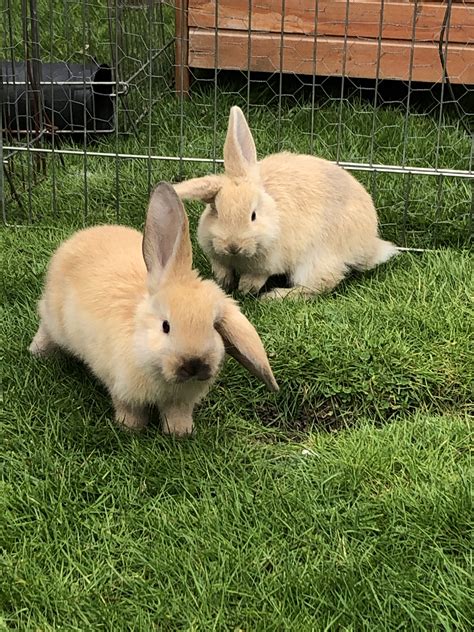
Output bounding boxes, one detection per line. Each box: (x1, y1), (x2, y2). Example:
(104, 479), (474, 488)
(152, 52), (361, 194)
(29, 182), (278, 436)
(174, 106), (399, 299)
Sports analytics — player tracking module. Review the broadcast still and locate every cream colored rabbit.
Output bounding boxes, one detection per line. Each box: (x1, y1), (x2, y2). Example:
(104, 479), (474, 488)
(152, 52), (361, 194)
(174, 106), (399, 299)
(29, 182), (278, 436)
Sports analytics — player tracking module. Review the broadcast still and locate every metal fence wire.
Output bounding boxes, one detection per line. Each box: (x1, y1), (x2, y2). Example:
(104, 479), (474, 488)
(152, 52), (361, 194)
(1, 0), (473, 247)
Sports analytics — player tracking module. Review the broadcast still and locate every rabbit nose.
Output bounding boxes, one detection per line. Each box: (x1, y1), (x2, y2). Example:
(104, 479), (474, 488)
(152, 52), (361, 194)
(226, 243), (242, 255)
(177, 357), (212, 381)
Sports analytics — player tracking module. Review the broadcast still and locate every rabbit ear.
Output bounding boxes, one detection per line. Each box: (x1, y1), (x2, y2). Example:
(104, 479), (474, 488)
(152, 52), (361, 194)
(142, 182), (193, 289)
(215, 299), (279, 392)
(173, 175), (223, 203)
(224, 106), (257, 178)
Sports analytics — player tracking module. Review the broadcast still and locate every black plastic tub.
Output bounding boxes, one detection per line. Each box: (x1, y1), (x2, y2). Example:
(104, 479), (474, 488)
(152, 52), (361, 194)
(1, 61), (116, 134)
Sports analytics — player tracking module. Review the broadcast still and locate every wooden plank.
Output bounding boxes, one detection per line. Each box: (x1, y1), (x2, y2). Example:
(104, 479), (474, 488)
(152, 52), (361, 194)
(175, 0), (190, 95)
(188, 0), (474, 44)
(188, 28), (474, 84)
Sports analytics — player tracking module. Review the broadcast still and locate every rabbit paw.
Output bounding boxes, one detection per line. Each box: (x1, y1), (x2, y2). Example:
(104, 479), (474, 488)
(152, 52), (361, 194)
(29, 324), (58, 357)
(260, 286), (314, 301)
(238, 273), (268, 296)
(113, 398), (148, 431)
(162, 416), (194, 438)
(212, 261), (237, 293)
(161, 406), (195, 438)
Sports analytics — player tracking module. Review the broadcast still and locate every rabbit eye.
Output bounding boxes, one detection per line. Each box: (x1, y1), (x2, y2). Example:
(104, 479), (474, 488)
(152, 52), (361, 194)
(162, 320), (170, 334)
(251, 211), (256, 221)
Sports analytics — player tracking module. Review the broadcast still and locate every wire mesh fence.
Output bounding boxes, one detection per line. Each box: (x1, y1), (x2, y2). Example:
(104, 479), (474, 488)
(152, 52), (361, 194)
(1, 0), (473, 246)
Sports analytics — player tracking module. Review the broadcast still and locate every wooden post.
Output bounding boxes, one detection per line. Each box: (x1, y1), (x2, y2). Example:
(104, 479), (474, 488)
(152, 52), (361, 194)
(175, 0), (190, 96)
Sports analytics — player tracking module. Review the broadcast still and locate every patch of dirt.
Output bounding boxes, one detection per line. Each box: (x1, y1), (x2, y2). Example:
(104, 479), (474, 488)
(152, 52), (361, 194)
(254, 397), (352, 443)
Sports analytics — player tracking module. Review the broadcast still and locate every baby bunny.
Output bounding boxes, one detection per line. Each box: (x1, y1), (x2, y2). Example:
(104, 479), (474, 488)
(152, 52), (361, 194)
(29, 182), (278, 436)
(174, 106), (399, 299)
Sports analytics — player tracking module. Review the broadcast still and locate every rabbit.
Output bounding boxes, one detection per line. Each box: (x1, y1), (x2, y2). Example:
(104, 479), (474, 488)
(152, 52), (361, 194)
(29, 182), (278, 437)
(173, 106), (399, 300)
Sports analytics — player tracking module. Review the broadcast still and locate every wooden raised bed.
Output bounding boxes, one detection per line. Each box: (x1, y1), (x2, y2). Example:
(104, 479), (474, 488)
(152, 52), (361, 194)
(175, 0), (474, 93)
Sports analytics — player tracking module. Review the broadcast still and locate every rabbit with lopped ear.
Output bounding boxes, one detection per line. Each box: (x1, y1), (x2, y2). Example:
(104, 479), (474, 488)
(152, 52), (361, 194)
(29, 182), (278, 437)
(174, 106), (399, 300)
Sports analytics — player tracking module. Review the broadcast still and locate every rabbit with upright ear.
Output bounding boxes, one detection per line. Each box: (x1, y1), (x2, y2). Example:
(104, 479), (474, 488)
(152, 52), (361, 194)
(29, 182), (278, 436)
(174, 106), (399, 299)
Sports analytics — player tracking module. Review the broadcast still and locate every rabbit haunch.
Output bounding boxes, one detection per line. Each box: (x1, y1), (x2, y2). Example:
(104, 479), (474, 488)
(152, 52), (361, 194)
(30, 182), (278, 437)
(174, 106), (399, 299)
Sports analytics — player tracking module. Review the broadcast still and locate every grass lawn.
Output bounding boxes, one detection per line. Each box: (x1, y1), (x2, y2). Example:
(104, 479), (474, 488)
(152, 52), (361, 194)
(2, 69), (473, 630)
(2, 235), (473, 629)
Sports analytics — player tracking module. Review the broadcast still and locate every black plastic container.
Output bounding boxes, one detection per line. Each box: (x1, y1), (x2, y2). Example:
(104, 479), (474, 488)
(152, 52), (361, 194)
(1, 61), (115, 134)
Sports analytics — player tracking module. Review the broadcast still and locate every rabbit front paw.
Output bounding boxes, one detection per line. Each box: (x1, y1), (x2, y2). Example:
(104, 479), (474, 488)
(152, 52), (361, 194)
(212, 261), (237, 293)
(29, 323), (58, 357)
(238, 273), (268, 296)
(113, 398), (148, 431)
(161, 406), (195, 438)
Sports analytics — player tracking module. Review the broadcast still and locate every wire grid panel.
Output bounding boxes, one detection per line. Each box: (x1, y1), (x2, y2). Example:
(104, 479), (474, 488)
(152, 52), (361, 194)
(1, 0), (473, 247)
(1, 0), (174, 222)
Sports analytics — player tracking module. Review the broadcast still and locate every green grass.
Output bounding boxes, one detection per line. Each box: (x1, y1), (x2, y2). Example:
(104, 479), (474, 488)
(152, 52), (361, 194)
(4, 0), (174, 64)
(1, 410), (472, 631)
(2, 220), (473, 629)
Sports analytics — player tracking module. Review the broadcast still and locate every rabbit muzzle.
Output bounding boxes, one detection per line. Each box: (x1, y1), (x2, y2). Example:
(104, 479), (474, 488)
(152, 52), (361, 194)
(225, 243), (242, 256)
(175, 356), (213, 382)
(213, 236), (258, 259)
